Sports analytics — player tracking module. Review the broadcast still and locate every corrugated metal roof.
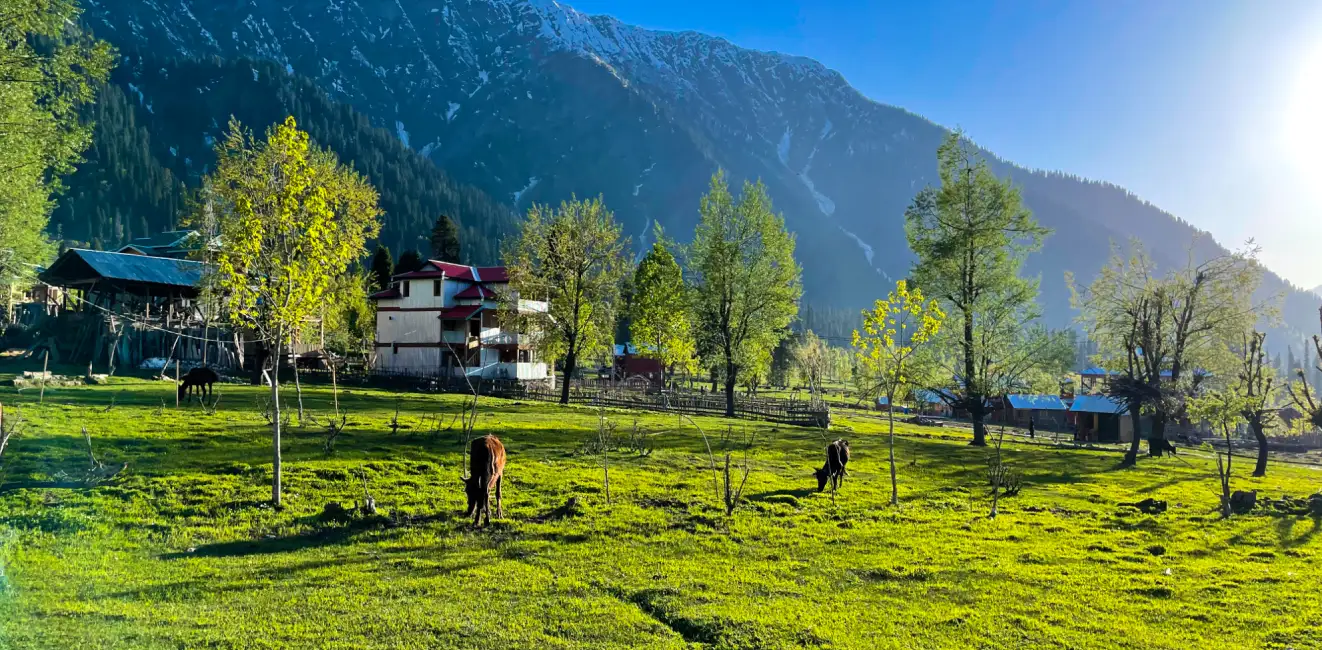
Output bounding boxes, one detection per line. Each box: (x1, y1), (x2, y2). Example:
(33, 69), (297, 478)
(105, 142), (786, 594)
(1070, 395), (1129, 414)
(454, 284), (495, 299)
(46, 249), (205, 288)
(440, 305), (483, 320)
(1007, 394), (1068, 411)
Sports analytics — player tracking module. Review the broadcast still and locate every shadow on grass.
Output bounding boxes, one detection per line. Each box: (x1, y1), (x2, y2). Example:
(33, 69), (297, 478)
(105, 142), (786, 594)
(747, 488), (815, 502)
(1274, 515), (1321, 548)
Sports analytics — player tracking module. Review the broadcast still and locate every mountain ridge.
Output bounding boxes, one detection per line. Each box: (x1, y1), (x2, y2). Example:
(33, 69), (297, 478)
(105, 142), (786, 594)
(77, 0), (1320, 340)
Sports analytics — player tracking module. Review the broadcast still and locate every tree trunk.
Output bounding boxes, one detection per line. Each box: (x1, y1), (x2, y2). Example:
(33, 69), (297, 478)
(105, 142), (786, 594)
(1147, 416), (1167, 457)
(969, 400), (987, 446)
(271, 339), (283, 508)
(1122, 401), (1143, 466)
(724, 361), (737, 418)
(293, 355), (305, 424)
(1252, 421), (1268, 477)
(888, 393), (898, 506)
(560, 350), (575, 405)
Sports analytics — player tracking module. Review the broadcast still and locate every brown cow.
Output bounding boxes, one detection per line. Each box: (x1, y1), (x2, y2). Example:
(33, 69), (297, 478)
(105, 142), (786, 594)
(463, 435), (506, 526)
(814, 438), (850, 492)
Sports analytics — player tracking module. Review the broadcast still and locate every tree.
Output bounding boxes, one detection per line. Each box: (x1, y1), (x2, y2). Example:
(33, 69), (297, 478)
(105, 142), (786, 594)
(430, 213), (462, 262)
(370, 245), (394, 291)
(1236, 331), (1280, 477)
(791, 330), (831, 398)
(1287, 307), (1322, 434)
(853, 280), (945, 505)
(906, 131), (1051, 445)
(504, 196), (629, 404)
(690, 171), (802, 417)
(1188, 389), (1249, 518)
(203, 116), (382, 507)
(395, 249), (425, 275)
(0, 0), (113, 318)
(1071, 242), (1267, 463)
(630, 230), (696, 384)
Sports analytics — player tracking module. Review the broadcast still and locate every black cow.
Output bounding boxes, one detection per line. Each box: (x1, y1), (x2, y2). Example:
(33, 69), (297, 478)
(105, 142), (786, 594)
(815, 438), (851, 492)
(178, 367), (219, 402)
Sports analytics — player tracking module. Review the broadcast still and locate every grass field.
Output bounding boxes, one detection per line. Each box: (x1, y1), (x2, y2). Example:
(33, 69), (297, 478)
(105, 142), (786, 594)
(1, 372), (1320, 649)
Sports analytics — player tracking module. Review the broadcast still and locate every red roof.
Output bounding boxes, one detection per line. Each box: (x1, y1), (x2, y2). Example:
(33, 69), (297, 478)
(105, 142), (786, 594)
(454, 284), (496, 300)
(430, 260), (476, 281)
(439, 305), (483, 320)
(475, 266), (509, 282)
(369, 287), (401, 300)
(393, 269), (445, 279)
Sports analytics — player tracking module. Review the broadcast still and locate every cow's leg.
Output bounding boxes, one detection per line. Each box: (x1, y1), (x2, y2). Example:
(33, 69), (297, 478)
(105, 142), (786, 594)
(495, 475), (503, 518)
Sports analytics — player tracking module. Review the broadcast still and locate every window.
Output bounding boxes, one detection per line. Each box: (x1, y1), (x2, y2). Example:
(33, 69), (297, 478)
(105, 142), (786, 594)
(392, 343), (399, 355)
(433, 279), (442, 296)
(402, 281), (410, 298)
(518, 349), (530, 363)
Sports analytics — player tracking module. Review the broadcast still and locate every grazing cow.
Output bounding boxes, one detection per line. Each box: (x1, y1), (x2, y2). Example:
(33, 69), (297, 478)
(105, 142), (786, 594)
(815, 438), (851, 492)
(464, 435), (506, 526)
(178, 367), (219, 402)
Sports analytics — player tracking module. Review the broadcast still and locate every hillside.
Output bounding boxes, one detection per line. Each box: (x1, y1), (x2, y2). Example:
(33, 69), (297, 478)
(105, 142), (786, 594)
(74, 0), (1321, 335)
(55, 56), (520, 263)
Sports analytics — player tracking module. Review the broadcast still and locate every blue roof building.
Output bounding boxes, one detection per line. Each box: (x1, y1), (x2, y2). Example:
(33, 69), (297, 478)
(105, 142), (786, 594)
(1006, 394), (1069, 411)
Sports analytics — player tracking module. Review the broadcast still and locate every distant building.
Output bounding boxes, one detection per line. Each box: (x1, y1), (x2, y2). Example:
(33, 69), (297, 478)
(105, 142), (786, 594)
(1069, 395), (1133, 443)
(116, 230), (207, 259)
(1002, 394), (1069, 429)
(370, 260), (551, 382)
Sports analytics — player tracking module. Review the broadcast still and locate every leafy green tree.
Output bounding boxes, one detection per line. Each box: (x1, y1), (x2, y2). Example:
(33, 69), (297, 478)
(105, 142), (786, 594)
(504, 196), (629, 404)
(370, 245), (394, 291)
(395, 249), (425, 275)
(690, 171), (802, 417)
(430, 214), (462, 263)
(0, 0), (112, 316)
(905, 131), (1051, 446)
(853, 280), (945, 505)
(204, 116), (382, 507)
(629, 230), (696, 384)
(791, 330), (831, 398)
(1071, 242), (1266, 463)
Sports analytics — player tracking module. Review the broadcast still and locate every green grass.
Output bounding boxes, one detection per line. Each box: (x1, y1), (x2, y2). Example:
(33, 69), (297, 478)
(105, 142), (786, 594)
(0, 373), (1319, 649)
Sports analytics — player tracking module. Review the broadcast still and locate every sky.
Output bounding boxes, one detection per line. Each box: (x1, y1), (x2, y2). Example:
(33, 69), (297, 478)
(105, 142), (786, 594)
(565, 0), (1322, 291)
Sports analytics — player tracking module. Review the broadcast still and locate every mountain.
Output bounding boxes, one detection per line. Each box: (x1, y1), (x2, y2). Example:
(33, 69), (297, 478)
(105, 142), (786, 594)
(77, 0), (1321, 336)
(55, 56), (520, 263)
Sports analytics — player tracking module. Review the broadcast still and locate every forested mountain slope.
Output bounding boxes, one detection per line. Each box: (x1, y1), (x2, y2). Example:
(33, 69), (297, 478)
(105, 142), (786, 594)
(56, 56), (518, 263)
(73, 0), (1319, 336)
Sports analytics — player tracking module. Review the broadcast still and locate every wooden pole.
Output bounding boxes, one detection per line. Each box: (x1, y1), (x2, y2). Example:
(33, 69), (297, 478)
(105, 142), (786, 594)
(39, 349), (49, 403)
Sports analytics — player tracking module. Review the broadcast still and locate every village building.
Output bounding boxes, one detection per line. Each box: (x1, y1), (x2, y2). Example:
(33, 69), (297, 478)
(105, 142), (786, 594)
(35, 247), (236, 368)
(370, 260), (551, 382)
(1069, 394), (1133, 443)
(1000, 394), (1070, 429)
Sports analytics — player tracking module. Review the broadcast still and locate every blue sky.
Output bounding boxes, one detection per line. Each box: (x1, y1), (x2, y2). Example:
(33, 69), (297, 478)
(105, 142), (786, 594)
(566, 0), (1322, 290)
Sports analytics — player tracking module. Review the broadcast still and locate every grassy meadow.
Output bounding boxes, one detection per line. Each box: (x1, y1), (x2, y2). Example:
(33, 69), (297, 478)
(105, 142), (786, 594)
(0, 372), (1319, 649)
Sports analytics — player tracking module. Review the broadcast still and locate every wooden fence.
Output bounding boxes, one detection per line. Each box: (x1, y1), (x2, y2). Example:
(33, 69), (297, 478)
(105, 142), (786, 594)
(294, 368), (830, 428)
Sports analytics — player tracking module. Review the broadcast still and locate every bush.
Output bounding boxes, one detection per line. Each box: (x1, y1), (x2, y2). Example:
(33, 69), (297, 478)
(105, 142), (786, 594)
(1, 324), (34, 350)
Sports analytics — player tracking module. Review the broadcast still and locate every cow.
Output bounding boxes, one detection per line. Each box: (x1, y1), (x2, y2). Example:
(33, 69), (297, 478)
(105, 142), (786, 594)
(463, 435), (506, 526)
(177, 367), (219, 403)
(815, 438), (851, 493)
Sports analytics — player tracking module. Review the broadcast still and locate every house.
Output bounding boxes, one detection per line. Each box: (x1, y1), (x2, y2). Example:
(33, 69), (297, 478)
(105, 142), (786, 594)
(370, 260), (551, 382)
(116, 230), (206, 259)
(1069, 394), (1133, 443)
(37, 247), (237, 368)
(613, 343), (663, 386)
(913, 389), (956, 417)
(1002, 394), (1070, 429)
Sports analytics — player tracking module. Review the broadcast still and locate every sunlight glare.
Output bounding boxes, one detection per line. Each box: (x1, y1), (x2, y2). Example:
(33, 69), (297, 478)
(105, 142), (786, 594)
(1284, 45), (1322, 179)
